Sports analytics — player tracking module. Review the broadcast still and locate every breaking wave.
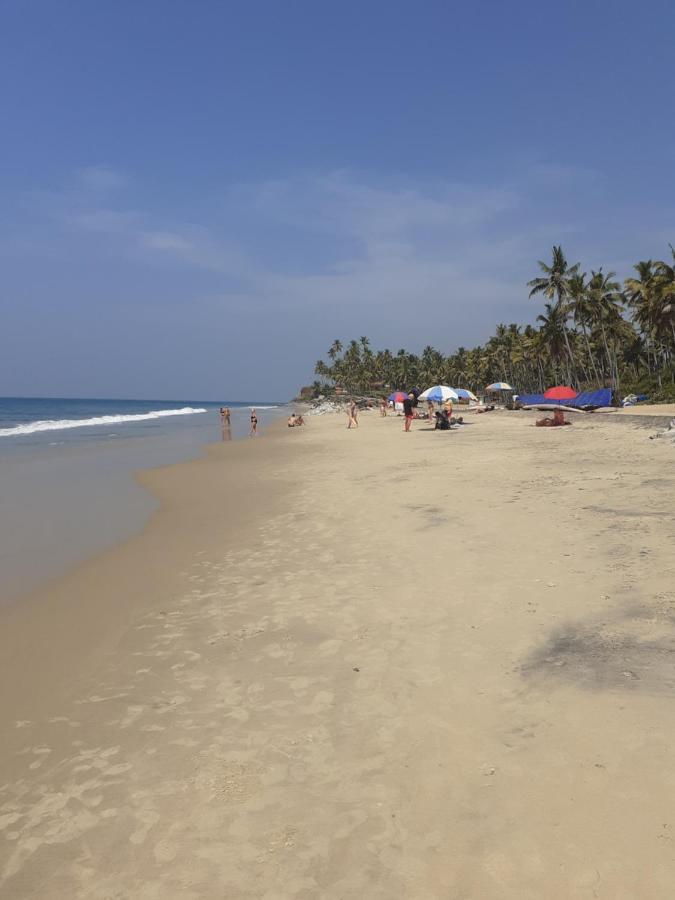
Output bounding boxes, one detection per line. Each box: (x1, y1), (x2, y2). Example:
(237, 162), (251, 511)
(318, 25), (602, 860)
(0, 407), (208, 438)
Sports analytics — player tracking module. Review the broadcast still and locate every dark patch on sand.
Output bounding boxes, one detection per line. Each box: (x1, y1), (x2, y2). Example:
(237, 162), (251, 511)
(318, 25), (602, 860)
(522, 609), (675, 694)
(582, 505), (672, 519)
(403, 504), (449, 529)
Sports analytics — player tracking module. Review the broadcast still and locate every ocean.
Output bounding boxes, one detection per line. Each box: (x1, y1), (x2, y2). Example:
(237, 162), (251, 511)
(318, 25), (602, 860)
(0, 397), (287, 603)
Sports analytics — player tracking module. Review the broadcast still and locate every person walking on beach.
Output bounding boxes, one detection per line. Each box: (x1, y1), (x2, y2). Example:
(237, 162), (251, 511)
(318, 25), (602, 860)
(220, 406), (231, 425)
(249, 408), (258, 436)
(380, 396), (387, 417)
(346, 399), (358, 429)
(403, 392), (415, 432)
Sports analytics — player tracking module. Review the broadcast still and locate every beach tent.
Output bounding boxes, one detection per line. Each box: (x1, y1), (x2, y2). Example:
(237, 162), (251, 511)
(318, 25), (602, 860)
(419, 385), (459, 403)
(486, 382), (513, 391)
(517, 388), (613, 410)
(455, 388), (478, 401)
(544, 386), (577, 400)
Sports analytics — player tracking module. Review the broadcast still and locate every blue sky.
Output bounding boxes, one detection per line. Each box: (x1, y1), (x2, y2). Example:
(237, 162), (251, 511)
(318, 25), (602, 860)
(1, 0), (674, 400)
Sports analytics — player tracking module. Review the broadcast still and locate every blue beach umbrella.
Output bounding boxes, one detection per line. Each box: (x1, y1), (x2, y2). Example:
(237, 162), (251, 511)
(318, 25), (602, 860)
(419, 385), (459, 403)
(455, 388), (478, 401)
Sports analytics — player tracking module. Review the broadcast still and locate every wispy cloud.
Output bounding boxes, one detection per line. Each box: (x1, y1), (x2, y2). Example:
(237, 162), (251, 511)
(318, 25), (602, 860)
(5, 162), (641, 351)
(78, 165), (129, 192)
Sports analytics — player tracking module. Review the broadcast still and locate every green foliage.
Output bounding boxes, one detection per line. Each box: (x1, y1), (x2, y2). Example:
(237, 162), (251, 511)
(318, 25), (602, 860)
(314, 244), (675, 398)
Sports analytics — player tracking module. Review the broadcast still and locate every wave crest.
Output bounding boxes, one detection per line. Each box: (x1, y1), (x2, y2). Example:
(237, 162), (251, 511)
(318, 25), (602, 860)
(0, 407), (208, 438)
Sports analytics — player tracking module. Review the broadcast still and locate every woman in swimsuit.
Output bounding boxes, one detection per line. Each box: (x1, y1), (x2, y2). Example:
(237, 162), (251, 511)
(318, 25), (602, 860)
(249, 408), (258, 436)
(346, 400), (358, 429)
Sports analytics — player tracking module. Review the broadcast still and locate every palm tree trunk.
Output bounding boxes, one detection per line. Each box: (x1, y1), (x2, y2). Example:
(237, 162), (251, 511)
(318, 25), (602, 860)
(581, 323), (601, 385)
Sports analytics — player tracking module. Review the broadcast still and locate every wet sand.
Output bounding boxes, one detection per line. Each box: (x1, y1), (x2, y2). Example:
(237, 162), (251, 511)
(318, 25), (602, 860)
(1, 410), (674, 898)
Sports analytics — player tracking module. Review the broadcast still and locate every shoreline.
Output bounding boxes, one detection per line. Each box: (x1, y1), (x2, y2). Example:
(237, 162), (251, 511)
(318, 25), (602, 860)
(0, 420), (295, 731)
(0, 406), (287, 606)
(1, 409), (674, 897)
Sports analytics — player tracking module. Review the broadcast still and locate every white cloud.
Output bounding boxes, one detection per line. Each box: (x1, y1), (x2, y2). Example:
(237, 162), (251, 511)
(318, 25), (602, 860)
(78, 165), (128, 191)
(10, 162), (634, 349)
(140, 231), (193, 252)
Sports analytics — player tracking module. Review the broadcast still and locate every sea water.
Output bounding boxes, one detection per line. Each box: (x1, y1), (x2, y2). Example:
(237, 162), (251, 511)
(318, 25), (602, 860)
(0, 397), (286, 603)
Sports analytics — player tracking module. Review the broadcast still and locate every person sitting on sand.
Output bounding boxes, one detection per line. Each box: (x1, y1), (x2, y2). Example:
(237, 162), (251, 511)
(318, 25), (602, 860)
(287, 414), (297, 427)
(536, 408), (572, 427)
(295, 414), (305, 426)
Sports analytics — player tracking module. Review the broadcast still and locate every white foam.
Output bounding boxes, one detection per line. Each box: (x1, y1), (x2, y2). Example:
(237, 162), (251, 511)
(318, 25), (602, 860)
(0, 407), (208, 438)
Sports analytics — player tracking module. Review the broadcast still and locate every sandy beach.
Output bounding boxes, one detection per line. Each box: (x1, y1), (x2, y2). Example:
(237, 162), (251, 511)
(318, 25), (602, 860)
(1, 409), (674, 898)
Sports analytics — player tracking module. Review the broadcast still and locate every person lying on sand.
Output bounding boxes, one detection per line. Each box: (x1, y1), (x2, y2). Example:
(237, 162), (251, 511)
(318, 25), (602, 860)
(536, 409), (572, 427)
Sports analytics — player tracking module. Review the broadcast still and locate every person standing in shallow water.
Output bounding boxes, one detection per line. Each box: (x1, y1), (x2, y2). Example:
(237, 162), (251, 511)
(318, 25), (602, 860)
(403, 392), (415, 432)
(249, 408), (258, 436)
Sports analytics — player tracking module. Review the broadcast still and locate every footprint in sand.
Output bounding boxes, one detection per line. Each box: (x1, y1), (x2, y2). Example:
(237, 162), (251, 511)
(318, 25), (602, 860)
(129, 808), (160, 845)
(153, 840), (177, 862)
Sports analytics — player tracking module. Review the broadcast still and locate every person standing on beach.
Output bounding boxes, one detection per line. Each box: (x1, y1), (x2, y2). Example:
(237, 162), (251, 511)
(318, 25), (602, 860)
(249, 408), (258, 436)
(403, 392), (415, 432)
(380, 396), (387, 417)
(346, 399), (358, 429)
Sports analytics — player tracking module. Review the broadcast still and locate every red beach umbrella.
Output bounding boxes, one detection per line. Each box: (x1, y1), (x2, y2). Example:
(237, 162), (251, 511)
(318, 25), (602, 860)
(544, 386), (577, 400)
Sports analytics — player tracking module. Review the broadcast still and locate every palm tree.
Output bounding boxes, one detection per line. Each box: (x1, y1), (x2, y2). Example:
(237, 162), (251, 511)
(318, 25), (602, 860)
(586, 269), (623, 387)
(567, 272), (600, 385)
(536, 303), (568, 383)
(653, 247), (675, 367)
(327, 339), (343, 363)
(528, 245), (580, 384)
(625, 261), (661, 377)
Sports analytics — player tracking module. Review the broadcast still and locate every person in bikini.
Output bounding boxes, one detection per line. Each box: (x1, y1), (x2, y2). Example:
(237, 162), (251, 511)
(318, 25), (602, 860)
(249, 408), (258, 436)
(346, 400), (358, 429)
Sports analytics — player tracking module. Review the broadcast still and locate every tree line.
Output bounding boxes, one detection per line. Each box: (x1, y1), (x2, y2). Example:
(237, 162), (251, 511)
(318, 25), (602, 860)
(313, 245), (675, 400)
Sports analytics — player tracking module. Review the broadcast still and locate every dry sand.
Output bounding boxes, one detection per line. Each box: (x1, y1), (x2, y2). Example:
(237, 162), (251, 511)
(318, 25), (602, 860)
(1, 409), (674, 898)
